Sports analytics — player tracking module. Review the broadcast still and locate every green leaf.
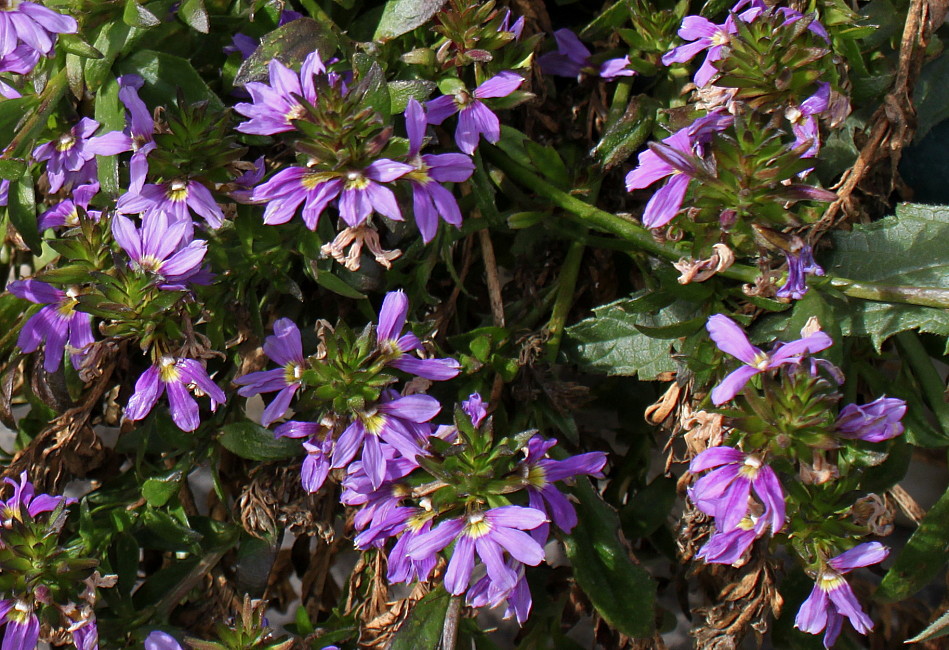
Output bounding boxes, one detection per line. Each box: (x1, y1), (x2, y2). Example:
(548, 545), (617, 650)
(218, 422), (301, 461)
(388, 79), (436, 113)
(178, 0), (210, 33)
(877, 482), (949, 601)
(389, 587), (451, 650)
(0, 158), (27, 181)
(824, 203), (949, 351)
(594, 95), (656, 169)
(524, 141), (570, 189)
(563, 291), (691, 379)
(123, 0), (161, 28)
(142, 470), (183, 507)
(0, 96), (40, 145)
(311, 265), (367, 300)
(115, 50), (223, 111)
(906, 608), (949, 643)
(374, 0), (447, 42)
(94, 77), (123, 195)
(58, 33), (104, 59)
(84, 21), (134, 91)
(563, 479), (656, 638)
(352, 54), (391, 119)
(234, 18), (338, 86)
(8, 175), (40, 255)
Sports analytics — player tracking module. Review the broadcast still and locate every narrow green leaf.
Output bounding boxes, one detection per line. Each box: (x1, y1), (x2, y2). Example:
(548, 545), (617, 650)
(389, 587), (451, 650)
(59, 33), (104, 59)
(123, 0), (161, 28)
(8, 175), (40, 254)
(352, 54), (391, 119)
(906, 608), (949, 643)
(563, 479), (656, 638)
(218, 422), (301, 461)
(524, 141), (570, 189)
(594, 95), (656, 169)
(374, 0), (447, 41)
(179, 0), (210, 33)
(312, 265), (367, 300)
(877, 483), (949, 601)
(94, 77), (123, 195)
(234, 18), (338, 86)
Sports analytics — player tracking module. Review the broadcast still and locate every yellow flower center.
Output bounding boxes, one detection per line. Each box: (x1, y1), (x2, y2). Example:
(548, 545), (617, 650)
(137, 255), (164, 273)
(454, 89), (474, 111)
(527, 464), (547, 489)
(283, 362), (302, 385)
(361, 410), (385, 435)
(167, 180), (189, 202)
(300, 171), (335, 190)
(464, 511), (492, 539)
(738, 454), (762, 479)
(711, 30), (730, 47)
(817, 570), (845, 592)
(751, 352), (770, 370)
(737, 515), (756, 531)
(158, 356), (181, 383)
(407, 508), (436, 532)
(284, 104), (306, 124)
(56, 133), (77, 152)
(344, 171), (370, 191)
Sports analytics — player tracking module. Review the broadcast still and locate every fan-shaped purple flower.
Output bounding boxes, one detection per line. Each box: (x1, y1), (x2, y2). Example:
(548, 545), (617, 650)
(234, 318), (306, 427)
(125, 356), (226, 432)
(426, 72), (523, 155)
(8, 279), (93, 373)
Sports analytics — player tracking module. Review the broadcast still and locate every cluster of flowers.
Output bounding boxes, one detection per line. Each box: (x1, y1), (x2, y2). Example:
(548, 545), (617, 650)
(689, 315), (906, 647)
(0, 473), (111, 649)
(0, 1), (77, 97)
(235, 290), (607, 621)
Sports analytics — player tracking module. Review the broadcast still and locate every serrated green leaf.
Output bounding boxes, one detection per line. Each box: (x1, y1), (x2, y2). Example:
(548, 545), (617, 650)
(877, 482), (949, 601)
(234, 18), (338, 86)
(218, 422), (301, 461)
(824, 203), (949, 351)
(563, 291), (692, 379)
(563, 479), (656, 638)
(389, 587), (451, 650)
(142, 471), (183, 507)
(374, 0), (447, 41)
(906, 608), (949, 643)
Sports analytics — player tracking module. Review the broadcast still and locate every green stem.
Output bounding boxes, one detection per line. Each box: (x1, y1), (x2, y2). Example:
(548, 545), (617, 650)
(545, 240), (586, 362)
(483, 144), (949, 309)
(895, 331), (949, 431)
(3, 67), (69, 160)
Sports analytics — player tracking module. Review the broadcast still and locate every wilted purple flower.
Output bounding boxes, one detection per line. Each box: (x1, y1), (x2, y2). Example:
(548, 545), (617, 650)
(234, 318), (306, 427)
(426, 71), (523, 155)
(521, 435), (607, 542)
(69, 617), (98, 650)
(795, 542), (889, 648)
(116, 170), (224, 231)
(274, 420), (335, 493)
(599, 56), (636, 80)
(249, 159), (411, 230)
(467, 559), (532, 624)
(786, 82), (831, 166)
(0, 471), (73, 525)
(689, 446), (785, 534)
(331, 393), (440, 489)
(375, 290), (461, 380)
(38, 182), (100, 230)
(125, 356), (226, 432)
(229, 156), (266, 204)
(836, 397), (906, 443)
(118, 74), (156, 192)
(33, 118), (131, 194)
(112, 212), (207, 289)
(498, 9), (524, 39)
(0, 2), (77, 58)
(538, 29), (591, 78)
(235, 51), (325, 135)
(776, 244), (824, 300)
(407, 506), (547, 596)
(404, 98), (474, 243)
(462, 393), (487, 427)
(8, 279), (93, 372)
(0, 599), (40, 650)
(706, 314), (833, 404)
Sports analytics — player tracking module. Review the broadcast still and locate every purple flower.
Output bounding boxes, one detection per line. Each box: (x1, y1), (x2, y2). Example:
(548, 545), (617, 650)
(33, 118), (131, 194)
(235, 51), (324, 135)
(8, 279), (93, 372)
(234, 318), (306, 427)
(696, 513), (767, 565)
(406, 506), (547, 596)
(0, 180), (7, 206)
(599, 56), (636, 80)
(462, 393), (487, 427)
(426, 72), (523, 155)
(404, 98), (474, 242)
(116, 173), (224, 231)
(0, 599), (40, 650)
(498, 10), (524, 39)
(112, 212), (208, 289)
(229, 156), (265, 204)
(387, 507), (439, 584)
(0, 2), (77, 58)
(467, 560), (532, 625)
(836, 397), (906, 443)
(331, 393), (440, 489)
(521, 435), (607, 542)
(0, 43), (41, 76)
(625, 128), (696, 229)
(124, 356), (226, 432)
(145, 630), (184, 650)
(787, 83), (830, 160)
(0, 471), (73, 525)
(375, 290), (461, 380)
(538, 29), (591, 78)
(776, 244), (824, 300)
(118, 74), (156, 192)
(274, 420), (335, 492)
(38, 182), (100, 230)
(689, 446), (785, 534)
(706, 314), (833, 405)
(795, 542), (889, 648)
(249, 159), (411, 230)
